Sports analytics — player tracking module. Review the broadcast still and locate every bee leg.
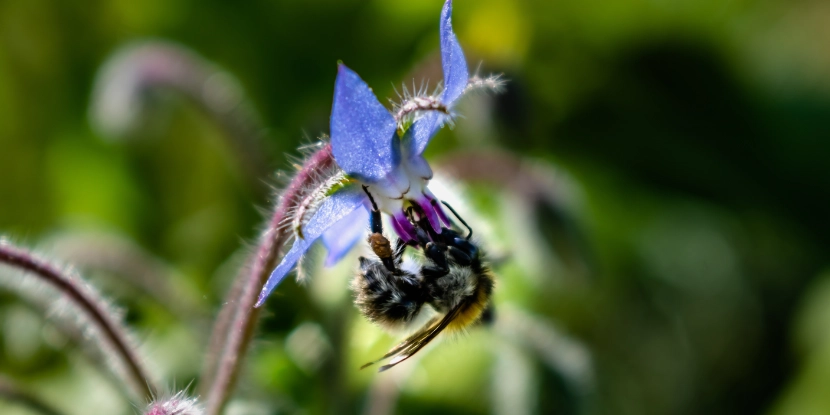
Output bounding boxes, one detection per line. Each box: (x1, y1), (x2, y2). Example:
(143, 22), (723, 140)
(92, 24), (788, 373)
(368, 234), (395, 271)
(362, 185), (384, 234)
(447, 246), (472, 266)
(413, 225), (433, 246)
(421, 242), (449, 279)
(363, 185), (396, 271)
(368, 210), (396, 271)
(450, 237), (478, 259)
(408, 203), (441, 241)
(422, 265), (448, 279)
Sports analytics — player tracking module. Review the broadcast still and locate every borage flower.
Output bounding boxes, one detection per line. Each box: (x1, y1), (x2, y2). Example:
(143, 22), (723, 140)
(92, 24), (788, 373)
(256, 0), (498, 306)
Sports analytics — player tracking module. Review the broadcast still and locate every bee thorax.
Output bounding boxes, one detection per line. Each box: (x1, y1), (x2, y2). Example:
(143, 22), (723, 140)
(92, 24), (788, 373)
(426, 265), (477, 312)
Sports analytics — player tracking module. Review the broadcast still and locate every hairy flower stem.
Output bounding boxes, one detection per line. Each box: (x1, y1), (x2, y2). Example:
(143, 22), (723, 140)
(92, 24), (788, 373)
(0, 242), (157, 401)
(48, 232), (205, 321)
(202, 144), (337, 415)
(92, 42), (271, 195)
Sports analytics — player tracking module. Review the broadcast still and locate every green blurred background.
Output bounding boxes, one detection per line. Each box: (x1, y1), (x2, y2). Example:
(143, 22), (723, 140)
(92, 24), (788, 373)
(2, 0), (830, 414)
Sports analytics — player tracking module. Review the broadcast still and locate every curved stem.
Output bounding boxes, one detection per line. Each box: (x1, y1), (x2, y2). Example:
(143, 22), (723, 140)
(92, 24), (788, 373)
(92, 41), (272, 194)
(47, 231), (206, 321)
(0, 241), (157, 401)
(201, 143), (336, 415)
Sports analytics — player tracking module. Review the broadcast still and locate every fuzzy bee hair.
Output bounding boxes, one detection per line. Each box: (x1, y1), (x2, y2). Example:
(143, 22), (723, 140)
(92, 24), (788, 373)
(351, 255), (425, 329)
(356, 235), (495, 372)
(420, 241), (494, 333)
(351, 186), (495, 371)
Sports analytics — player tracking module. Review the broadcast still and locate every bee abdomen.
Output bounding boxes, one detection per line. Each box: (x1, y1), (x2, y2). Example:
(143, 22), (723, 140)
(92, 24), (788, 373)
(352, 258), (424, 328)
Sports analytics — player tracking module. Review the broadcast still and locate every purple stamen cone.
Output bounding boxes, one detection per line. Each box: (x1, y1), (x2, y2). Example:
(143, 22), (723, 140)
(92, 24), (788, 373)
(430, 197), (452, 227)
(392, 212), (418, 243)
(417, 197), (443, 234)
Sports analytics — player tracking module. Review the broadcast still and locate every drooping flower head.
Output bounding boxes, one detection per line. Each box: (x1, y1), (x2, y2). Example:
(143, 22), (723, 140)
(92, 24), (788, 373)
(256, 0), (496, 307)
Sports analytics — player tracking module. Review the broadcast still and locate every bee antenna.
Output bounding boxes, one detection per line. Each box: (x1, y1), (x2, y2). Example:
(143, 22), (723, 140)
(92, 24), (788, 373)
(440, 201), (473, 240)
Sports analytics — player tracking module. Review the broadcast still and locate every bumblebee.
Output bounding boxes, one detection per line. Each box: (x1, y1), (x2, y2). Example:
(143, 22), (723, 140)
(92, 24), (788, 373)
(352, 186), (494, 371)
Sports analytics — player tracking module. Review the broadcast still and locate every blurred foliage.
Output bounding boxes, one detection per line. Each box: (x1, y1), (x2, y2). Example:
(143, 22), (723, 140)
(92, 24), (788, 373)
(1, 0), (830, 414)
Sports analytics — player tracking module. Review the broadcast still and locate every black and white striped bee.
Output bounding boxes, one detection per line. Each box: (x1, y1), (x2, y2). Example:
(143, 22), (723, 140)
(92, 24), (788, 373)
(351, 186), (494, 371)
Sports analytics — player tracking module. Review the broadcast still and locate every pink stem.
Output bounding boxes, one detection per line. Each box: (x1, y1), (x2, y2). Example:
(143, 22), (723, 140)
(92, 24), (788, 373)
(0, 242), (156, 401)
(202, 143), (336, 415)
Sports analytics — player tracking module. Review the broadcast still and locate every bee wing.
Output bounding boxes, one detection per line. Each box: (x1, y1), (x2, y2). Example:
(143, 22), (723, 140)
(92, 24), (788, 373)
(376, 306), (465, 372)
(361, 305), (465, 372)
(359, 316), (441, 370)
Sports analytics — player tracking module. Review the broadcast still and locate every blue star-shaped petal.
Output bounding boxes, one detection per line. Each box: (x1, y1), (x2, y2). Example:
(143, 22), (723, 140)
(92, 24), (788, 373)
(330, 64), (400, 184)
(404, 0), (469, 161)
(257, 0), (472, 307)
